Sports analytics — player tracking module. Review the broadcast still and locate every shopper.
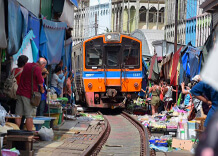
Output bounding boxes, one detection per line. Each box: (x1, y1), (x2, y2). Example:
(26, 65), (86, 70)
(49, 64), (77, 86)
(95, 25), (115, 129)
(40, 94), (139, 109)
(7, 55), (28, 114)
(189, 81), (218, 127)
(12, 55), (29, 85)
(36, 68), (49, 116)
(148, 81), (161, 115)
(15, 57), (47, 131)
(163, 80), (177, 111)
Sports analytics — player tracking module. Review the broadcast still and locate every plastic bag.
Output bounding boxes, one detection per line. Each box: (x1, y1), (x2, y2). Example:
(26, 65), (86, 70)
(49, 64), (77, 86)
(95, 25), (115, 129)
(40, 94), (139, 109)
(38, 126), (54, 141)
(0, 104), (7, 126)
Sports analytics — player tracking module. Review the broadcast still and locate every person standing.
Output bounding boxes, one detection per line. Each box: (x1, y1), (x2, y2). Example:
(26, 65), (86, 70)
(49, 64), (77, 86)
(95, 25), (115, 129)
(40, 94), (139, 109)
(163, 80), (177, 111)
(36, 68), (49, 116)
(51, 66), (67, 97)
(15, 58), (47, 131)
(7, 55), (28, 114)
(64, 72), (73, 104)
(12, 55), (29, 85)
(189, 81), (218, 127)
(143, 81), (161, 115)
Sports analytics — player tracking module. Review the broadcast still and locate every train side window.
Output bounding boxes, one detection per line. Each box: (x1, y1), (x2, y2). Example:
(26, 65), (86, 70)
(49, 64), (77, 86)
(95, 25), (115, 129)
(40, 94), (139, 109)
(86, 48), (103, 66)
(123, 48), (139, 66)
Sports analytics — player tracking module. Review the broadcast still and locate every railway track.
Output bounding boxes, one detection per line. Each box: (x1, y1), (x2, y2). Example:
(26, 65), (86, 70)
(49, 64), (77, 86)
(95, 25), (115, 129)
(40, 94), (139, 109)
(82, 111), (151, 156)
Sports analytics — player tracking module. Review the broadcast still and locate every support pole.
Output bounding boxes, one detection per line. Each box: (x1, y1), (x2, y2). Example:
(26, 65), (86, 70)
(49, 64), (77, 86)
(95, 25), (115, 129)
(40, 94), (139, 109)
(174, 0), (178, 102)
(95, 13), (98, 36)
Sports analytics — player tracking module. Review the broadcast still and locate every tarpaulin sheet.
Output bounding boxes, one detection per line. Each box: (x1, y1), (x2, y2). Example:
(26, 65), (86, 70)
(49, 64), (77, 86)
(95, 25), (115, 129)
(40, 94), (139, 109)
(148, 54), (159, 81)
(0, 0), (7, 48)
(39, 19), (67, 65)
(59, 0), (74, 28)
(8, 0), (23, 55)
(20, 6), (29, 37)
(12, 30), (38, 69)
(181, 46), (202, 80)
(170, 47), (183, 86)
(62, 38), (72, 72)
(28, 13), (40, 50)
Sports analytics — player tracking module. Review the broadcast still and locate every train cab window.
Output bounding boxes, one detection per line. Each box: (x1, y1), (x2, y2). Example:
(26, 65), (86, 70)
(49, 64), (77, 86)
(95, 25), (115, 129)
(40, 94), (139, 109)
(105, 46), (121, 67)
(86, 48), (103, 67)
(123, 48), (139, 66)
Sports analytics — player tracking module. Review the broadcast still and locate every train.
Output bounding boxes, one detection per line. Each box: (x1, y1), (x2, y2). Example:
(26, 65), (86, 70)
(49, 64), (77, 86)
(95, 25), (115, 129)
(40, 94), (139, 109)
(72, 33), (142, 109)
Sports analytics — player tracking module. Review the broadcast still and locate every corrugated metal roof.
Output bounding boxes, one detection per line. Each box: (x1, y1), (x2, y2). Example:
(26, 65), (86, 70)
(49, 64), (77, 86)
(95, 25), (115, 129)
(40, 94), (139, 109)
(131, 29), (164, 56)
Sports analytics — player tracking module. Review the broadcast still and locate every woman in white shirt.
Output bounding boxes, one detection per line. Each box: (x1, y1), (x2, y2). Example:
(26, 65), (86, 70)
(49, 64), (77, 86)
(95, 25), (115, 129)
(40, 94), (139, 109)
(51, 66), (67, 97)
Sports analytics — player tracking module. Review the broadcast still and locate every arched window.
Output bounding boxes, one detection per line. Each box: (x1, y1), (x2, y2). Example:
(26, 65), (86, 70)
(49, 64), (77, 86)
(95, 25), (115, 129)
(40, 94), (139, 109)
(139, 6), (146, 22)
(149, 7), (157, 23)
(159, 7), (164, 23)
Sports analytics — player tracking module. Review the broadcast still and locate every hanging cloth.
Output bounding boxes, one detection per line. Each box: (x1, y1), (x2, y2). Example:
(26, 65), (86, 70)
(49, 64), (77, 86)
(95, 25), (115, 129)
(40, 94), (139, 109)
(28, 13), (40, 51)
(0, 0), (7, 48)
(39, 19), (67, 65)
(12, 30), (38, 69)
(170, 47), (183, 86)
(62, 38), (72, 71)
(8, 0), (23, 55)
(59, 0), (74, 28)
(148, 54), (159, 81)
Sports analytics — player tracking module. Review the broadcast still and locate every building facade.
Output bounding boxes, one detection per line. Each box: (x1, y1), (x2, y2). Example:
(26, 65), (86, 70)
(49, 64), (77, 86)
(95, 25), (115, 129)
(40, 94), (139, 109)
(73, 0), (166, 45)
(111, 0), (165, 33)
(164, 0), (186, 45)
(164, 0), (212, 47)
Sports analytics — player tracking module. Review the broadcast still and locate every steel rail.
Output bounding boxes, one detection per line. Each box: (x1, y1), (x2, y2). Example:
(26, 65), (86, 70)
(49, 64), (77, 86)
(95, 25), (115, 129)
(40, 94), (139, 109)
(81, 111), (111, 156)
(121, 111), (150, 156)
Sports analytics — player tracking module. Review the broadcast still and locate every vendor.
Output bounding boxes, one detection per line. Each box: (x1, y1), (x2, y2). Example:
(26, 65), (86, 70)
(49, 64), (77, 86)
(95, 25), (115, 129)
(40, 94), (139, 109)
(64, 72), (73, 104)
(51, 66), (67, 97)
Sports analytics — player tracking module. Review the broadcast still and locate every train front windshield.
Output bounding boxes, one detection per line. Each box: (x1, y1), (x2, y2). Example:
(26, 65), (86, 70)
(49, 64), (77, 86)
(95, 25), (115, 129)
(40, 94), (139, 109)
(85, 36), (140, 69)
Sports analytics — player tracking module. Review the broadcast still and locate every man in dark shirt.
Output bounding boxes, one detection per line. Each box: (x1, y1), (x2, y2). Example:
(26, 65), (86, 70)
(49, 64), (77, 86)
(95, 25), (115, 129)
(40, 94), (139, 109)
(190, 81), (218, 127)
(15, 57), (47, 131)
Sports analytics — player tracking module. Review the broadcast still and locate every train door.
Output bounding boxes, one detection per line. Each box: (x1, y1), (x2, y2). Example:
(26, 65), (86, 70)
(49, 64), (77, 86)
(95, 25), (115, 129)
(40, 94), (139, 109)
(104, 45), (122, 87)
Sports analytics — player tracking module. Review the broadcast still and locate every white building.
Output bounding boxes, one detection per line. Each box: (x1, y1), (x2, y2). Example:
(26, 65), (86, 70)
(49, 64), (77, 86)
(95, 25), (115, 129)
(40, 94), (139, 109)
(73, 0), (112, 45)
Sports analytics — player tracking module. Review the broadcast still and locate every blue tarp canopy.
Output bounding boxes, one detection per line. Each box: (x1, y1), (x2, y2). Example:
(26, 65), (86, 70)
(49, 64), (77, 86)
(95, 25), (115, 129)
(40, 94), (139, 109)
(69, 0), (78, 8)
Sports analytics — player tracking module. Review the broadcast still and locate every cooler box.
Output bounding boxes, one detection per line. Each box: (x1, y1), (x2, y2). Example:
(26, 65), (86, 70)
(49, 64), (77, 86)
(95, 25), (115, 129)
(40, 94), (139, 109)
(33, 117), (51, 130)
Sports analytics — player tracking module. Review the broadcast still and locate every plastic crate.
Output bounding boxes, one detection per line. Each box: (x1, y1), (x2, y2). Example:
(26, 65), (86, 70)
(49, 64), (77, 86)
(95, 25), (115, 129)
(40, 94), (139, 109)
(188, 121), (196, 129)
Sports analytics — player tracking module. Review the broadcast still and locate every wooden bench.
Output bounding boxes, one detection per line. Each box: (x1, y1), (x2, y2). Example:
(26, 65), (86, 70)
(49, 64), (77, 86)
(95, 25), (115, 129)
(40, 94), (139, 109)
(6, 135), (34, 156)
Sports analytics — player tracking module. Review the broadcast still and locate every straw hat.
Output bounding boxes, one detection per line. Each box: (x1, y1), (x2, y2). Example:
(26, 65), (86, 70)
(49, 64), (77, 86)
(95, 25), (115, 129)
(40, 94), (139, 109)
(42, 68), (49, 75)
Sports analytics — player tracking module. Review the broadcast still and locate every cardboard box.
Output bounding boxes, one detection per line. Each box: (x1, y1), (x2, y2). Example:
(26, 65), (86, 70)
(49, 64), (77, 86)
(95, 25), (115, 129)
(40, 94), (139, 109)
(172, 139), (194, 151)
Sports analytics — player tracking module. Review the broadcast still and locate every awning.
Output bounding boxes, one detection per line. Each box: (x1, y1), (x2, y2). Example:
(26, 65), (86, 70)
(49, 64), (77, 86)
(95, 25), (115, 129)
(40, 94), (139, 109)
(69, 0), (78, 8)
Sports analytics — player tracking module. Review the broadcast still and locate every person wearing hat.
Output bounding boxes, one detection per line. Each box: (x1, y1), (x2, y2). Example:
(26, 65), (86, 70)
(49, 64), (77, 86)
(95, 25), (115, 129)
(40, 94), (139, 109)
(36, 68), (49, 116)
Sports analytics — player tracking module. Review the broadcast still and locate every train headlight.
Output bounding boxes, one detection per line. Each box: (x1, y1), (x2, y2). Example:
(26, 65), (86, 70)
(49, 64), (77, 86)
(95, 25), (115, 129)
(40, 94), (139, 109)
(134, 82), (139, 88)
(88, 83), (93, 89)
(107, 35), (112, 40)
(105, 33), (120, 42)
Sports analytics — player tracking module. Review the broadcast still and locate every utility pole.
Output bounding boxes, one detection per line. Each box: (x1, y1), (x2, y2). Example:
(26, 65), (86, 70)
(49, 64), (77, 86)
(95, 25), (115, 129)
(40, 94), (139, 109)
(174, 0), (178, 102)
(95, 13), (98, 36)
(174, 0), (178, 53)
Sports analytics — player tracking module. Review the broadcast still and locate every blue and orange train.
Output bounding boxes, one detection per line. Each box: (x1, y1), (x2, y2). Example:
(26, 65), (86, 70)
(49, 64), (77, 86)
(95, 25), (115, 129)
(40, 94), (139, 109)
(72, 33), (142, 108)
